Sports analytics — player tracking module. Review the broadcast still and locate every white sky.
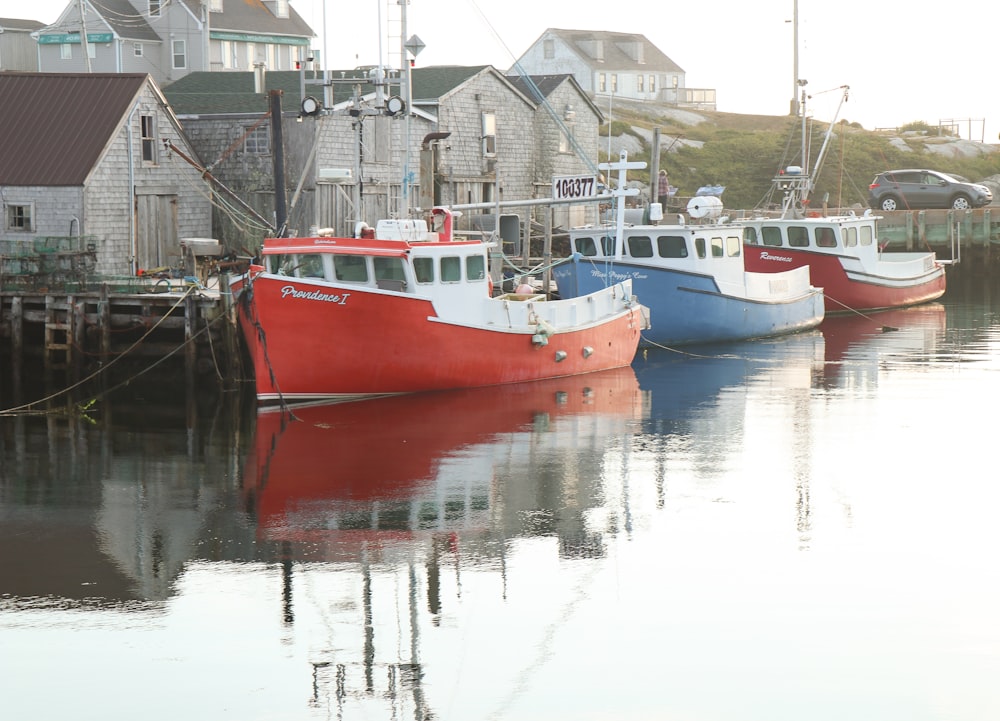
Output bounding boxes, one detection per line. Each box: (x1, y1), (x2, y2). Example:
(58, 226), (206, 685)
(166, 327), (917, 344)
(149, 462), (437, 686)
(23, 0), (1000, 144)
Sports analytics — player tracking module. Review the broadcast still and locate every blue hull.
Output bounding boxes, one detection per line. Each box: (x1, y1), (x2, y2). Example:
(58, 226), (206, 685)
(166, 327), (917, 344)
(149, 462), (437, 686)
(553, 259), (824, 347)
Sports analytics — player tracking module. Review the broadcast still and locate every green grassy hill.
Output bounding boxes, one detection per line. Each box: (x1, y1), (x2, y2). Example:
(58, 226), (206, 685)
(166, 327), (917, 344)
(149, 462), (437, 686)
(600, 100), (1000, 211)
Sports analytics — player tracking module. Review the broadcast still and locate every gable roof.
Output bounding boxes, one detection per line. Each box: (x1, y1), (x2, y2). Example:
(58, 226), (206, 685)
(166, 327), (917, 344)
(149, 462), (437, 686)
(0, 72), (148, 186)
(506, 73), (604, 123)
(164, 66), (531, 116)
(163, 70), (333, 115)
(0, 18), (45, 32)
(179, 0), (314, 38)
(81, 0), (160, 42)
(538, 29), (684, 73)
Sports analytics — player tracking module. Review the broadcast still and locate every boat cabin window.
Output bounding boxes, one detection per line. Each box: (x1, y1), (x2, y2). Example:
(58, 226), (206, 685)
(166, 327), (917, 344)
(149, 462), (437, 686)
(694, 237), (707, 259)
(573, 235), (617, 257)
(657, 235), (688, 258)
(726, 236), (741, 257)
(788, 226), (809, 248)
(374, 256), (407, 287)
(761, 227), (783, 247)
(441, 256), (461, 283)
(843, 227), (857, 247)
(270, 253), (327, 279)
(710, 237), (724, 258)
(815, 227), (838, 248)
(466, 254), (487, 281)
(627, 235), (654, 258)
(414, 257), (434, 284)
(860, 225), (873, 246)
(575, 236), (598, 257)
(744, 227), (759, 245)
(334, 254), (369, 282)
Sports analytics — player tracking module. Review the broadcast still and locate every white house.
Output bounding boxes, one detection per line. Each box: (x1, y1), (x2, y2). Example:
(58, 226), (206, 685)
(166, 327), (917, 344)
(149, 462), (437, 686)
(511, 28), (715, 110)
(34, 0), (314, 87)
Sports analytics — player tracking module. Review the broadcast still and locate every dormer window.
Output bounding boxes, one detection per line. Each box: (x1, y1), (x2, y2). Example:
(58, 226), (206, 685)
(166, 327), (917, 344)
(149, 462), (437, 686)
(209, 0), (223, 12)
(266, 0), (289, 18)
(148, 0), (161, 17)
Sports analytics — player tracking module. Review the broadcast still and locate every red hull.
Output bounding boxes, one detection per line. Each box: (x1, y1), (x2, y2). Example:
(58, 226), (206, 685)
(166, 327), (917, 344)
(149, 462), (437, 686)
(742, 246), (946, 313)
(243, 368), (643, 548)
(237, 275), (644, 401)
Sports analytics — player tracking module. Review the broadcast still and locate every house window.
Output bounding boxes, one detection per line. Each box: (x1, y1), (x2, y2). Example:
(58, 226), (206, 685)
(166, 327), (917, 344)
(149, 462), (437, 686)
(245, 125), (270, 155)
(543, 38), (554, 59)
(559, 122), (575, 154)
(672, 75), (679, 89)
(209, 0), (223, 11)
(60, 43), (72, 60)
(221, 40), (232, 68)
(140, 115), (158, 163)
(5, 203), (33, 232)
(637, 74), (644, 93)
(149, 0), (161, 17)
(172, 40), (186, 69)
(481, 112), (496, 157)
(134, 43), (143, 58)
(611, 74), (618, 93)
(650, 75), (656, 93)
(598, 73), (606, 93)
(273, 0), (289, 18)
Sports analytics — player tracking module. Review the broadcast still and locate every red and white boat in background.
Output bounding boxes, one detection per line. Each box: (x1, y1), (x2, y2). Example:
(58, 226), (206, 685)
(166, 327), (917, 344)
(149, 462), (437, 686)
(741, 196), (947, 313)
(232, 208), (647, 404)
(740, 85), (947, 314)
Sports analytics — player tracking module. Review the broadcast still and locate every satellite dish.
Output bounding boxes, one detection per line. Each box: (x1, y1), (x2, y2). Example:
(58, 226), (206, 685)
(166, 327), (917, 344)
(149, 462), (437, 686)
(686, 195), (723, 219)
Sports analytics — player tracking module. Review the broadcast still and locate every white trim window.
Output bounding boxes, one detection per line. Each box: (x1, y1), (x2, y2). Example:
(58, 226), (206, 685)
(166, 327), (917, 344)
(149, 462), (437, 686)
(60, 43), (72, 60)
(481, 112), (497, 158)
(149, 0), (161, 17)
(134, 43), (143, 58)
(5, 202), (34, 232)
(140, 115), (158, 164)
(172, 39), (186, 70)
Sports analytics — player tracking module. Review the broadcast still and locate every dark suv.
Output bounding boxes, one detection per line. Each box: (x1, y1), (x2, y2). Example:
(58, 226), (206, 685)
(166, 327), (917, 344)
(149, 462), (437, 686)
(868, 169), (993, 211)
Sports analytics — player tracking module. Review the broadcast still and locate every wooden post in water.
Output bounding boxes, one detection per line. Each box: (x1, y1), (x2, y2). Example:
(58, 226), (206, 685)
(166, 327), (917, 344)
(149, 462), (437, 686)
(11, 296), (23, 399)
(185, 292), (196, 394)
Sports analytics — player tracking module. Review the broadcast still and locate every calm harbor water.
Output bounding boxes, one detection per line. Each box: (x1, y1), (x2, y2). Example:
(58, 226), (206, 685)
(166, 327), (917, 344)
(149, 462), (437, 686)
(2, 271), (1000, 721)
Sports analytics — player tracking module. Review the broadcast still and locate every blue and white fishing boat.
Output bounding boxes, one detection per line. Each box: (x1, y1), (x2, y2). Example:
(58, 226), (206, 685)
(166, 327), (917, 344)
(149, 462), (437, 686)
(552, 150), (825, 348)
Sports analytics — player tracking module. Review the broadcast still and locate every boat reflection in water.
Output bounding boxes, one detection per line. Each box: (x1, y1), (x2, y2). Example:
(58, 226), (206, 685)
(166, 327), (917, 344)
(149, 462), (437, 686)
(818, 302), (947, 389)
(242, 368), (644, 716)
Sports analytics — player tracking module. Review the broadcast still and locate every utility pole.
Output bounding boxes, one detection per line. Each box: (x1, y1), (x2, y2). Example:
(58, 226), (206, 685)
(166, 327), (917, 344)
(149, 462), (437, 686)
(789, 0), (799, 116)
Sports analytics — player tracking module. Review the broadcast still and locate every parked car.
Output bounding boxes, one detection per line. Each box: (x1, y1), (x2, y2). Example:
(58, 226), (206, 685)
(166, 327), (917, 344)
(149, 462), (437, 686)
(868, 169), (993, 211)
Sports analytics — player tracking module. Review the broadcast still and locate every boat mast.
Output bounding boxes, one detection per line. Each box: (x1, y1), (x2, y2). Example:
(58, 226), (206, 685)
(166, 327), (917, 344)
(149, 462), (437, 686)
(598, 149), (644, 261)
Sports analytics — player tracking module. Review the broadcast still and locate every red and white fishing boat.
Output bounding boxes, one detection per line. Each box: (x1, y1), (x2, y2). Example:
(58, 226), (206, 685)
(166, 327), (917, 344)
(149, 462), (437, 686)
(741, 199), (946, 313)
(232, 208), (647, 404)
(740, 86), (947, 313)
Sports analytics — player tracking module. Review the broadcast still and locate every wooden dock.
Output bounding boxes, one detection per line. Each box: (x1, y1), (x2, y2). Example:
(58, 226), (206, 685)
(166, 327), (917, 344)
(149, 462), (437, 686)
(1, 276), (244, 410)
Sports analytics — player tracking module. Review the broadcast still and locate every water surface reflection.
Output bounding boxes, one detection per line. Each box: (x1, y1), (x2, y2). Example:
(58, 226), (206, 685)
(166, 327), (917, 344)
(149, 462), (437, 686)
(2, 275), (1000, 720)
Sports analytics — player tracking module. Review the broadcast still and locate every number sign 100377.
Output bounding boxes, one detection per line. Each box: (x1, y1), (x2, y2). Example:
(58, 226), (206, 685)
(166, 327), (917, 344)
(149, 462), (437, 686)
(553, 175), (598, 201)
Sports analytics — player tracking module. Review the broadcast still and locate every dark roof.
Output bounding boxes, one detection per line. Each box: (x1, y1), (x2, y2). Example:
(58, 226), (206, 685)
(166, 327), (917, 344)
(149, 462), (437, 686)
(410, 65), (488, 102)
(506, 73), (604, 122)
(86, 0), (159, 42)
(543, 29), (684, 73)
(180, 0), (314, 38)
(0, 18), (45, 31)
(507, 73), (574, 102)
(0, 72), (148, 186)
(164, 66), (504, 116)
(163, 70), (334, 115)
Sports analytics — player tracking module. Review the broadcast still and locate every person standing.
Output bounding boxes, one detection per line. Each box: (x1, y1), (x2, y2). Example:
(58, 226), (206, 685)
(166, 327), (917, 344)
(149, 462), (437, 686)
(657, 169), (670, 206)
